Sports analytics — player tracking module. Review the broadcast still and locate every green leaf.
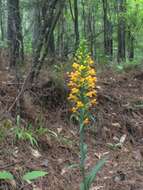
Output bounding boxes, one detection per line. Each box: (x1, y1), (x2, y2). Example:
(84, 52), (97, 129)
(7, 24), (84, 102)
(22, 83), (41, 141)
(90, 114), (96, 123)
(80, 158), (106, 190)
(70, 114), (80, 124)
(107, 143), (115, 150)
(25, 132), (38, 147)
(0, 171), (14, 180)
(22, 171), (48, 181)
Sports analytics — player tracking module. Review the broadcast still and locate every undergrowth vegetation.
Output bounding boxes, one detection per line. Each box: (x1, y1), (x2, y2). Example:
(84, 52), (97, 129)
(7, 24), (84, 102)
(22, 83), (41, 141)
(115, 59), (143, 72)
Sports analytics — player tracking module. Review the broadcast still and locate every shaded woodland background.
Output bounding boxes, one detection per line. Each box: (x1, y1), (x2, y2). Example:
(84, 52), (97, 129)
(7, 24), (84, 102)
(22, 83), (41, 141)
(0, 0), (143, 78)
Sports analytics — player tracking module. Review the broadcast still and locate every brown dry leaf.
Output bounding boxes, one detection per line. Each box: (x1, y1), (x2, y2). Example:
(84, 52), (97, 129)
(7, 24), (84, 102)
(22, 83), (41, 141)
(132, 150), (142, 161)
(61, 167), (69, 175)
(90, 186), (104, 190)
(58, 158), (63, 164)
(97, 85), (102, 90)
(119, 134), (127, 144)
(102, 151), (110, 156)
(30, 147), (42, 158)
(9, 179), (16, 188)
(57, 128), (63, 134)
(13, 147), (19, 158)
(41, 159), (49, 167)
(112, 123), (121, 128)
(113, 136), (119, 142)
(94, 153), (101, 159)
(32, 184), (42, 190)
(69, 130), (77, 136)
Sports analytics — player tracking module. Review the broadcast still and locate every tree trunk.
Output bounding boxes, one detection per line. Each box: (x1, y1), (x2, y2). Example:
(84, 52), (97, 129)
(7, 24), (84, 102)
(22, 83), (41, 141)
(7, 0), (24, 68)
(102, 0), (113, 59)
(48, 32), (55, 56)
(74, 0), (79, 49)
(127, 28), (134, 60)
(81, 0), (86, 38)
(32, 0), (41, 56)
(0, 0), (4, 41)
(87, 6), (93, 56)
(30, 0), (65, 82)
(117, 0), (126, 62)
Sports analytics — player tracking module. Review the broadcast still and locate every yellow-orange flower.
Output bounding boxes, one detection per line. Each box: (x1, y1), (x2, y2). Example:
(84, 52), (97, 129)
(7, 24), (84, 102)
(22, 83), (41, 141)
(67, 41), (97, 117)
(71, 88), (79, 94)
(68, 94), (78, 101)
(67, 81), (74, 87)
(77, 101), (84, 108)
(86, 90), (96, 98)
(72, 63), (79, 69)
(79, 65), (86, 71)
(72, 107), (77, 113)
(91, 99), (97, 105)
(90, 69), (96, 75)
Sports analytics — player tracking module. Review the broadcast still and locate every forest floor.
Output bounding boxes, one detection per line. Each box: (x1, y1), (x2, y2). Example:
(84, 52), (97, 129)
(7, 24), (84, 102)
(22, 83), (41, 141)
(0, 65), (143, 190)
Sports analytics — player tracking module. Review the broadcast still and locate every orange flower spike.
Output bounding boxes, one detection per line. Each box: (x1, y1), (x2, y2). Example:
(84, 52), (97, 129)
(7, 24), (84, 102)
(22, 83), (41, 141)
(67, 41), (97, 114)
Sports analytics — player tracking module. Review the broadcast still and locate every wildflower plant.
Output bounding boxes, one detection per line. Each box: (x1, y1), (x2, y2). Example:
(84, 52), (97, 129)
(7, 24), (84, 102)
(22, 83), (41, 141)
(67, 41), (106, 190)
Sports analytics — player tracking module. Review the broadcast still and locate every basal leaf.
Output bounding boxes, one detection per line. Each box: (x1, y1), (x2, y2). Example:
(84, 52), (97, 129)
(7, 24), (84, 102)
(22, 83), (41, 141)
(80, 158), (106, 190)
(0, 171), (14, 180)
(22, 171), (48, 181)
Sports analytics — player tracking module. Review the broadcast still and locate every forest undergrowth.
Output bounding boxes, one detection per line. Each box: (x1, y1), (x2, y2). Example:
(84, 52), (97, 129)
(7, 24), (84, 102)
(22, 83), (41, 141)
(0, 63), (143, 190)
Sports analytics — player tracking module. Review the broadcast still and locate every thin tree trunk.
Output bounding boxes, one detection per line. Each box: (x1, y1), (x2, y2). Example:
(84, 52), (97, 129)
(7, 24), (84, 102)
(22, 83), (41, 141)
(0, 0), (4, 41)
(87, 6), (93, 55)
(81, 0), (86, 38)
(92, 6), (96, 58)
(127, 28), (134, 60)
(74, 0), (79, 49)
(32, 0), (41, 56)
(48, 32), (55, 56)
(7, 0), (24, 68)
(117, 0), (126, 62)
(102, 0), (113, 59)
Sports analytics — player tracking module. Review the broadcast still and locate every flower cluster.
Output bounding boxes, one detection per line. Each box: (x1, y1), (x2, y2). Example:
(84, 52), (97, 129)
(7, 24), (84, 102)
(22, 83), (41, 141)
(67, 43), (97, 124)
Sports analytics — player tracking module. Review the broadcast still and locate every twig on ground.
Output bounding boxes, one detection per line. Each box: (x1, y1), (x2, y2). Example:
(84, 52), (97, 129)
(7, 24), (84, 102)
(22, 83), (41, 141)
(0, 161), (23, 170)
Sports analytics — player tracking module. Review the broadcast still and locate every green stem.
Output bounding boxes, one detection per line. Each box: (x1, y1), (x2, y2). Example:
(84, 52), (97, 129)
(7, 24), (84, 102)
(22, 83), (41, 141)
(80, 123), (87, 190)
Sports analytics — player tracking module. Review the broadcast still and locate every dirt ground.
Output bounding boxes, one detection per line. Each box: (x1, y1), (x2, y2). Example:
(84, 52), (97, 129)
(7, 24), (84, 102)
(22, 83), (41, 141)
(0, 66), (143, 190)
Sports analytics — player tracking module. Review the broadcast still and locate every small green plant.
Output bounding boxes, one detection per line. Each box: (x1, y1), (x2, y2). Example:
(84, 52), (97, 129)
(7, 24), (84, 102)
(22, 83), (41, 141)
(0, 170), (47, 183)
(13, 115), (38, 147)
(35, 115), (48, 136)
(67, 41), (106, 190)
(116, 59), (142, 72)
